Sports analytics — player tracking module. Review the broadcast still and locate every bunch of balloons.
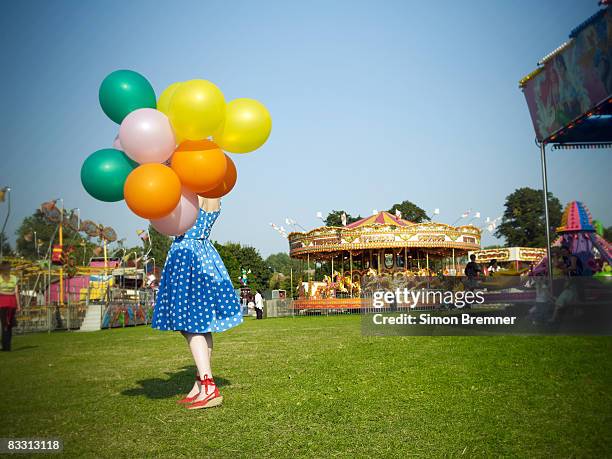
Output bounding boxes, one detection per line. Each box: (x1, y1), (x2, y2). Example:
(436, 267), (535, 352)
(81, 70), (271, 236)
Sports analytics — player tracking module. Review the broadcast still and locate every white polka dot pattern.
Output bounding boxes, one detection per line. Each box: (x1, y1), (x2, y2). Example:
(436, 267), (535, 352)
(151, 205), (243, 333)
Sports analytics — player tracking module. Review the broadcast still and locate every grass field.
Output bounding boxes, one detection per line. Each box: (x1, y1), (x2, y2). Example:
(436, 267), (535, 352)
(1, 315), (611, 458)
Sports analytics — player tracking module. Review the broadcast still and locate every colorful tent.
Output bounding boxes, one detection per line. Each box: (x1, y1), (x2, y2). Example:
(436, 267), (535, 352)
(345, 211), (411, 228)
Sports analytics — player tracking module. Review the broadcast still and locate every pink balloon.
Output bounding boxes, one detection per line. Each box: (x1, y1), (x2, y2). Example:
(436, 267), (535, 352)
(112, 135), (123, 150)
(119, 108), (176, 164)
(150, 188), (199, 236)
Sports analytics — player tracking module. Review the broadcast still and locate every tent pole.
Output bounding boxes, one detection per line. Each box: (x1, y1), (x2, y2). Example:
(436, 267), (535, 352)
(349, 251), (353, 297)
(540, 142), (554, 292)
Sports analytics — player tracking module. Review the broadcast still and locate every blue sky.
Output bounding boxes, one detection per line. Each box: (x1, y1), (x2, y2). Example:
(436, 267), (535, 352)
(0, 0), (609, 257)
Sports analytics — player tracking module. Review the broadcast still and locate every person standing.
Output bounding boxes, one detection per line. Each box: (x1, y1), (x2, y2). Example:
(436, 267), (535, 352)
(151, 198), (243, 410)
(0, 262), (20, 351)
(254, 290), (264, 320)
(464, 254), (482, 291)
(487, 259), (501, 275)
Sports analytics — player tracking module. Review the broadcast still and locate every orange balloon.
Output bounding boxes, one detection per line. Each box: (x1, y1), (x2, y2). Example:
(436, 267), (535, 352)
(198, 154), (237, 198)
(124, 164), (182, 219)
(170, 139), (227, 193)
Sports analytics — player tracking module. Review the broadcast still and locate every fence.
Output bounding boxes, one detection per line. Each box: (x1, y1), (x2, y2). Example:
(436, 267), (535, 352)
(14, 287), (157, 334)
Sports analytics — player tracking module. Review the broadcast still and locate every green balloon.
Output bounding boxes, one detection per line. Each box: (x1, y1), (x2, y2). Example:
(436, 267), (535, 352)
(81, 149), (138, 202)
(99, 70), (156, 124)
(593, 220), (604, 237)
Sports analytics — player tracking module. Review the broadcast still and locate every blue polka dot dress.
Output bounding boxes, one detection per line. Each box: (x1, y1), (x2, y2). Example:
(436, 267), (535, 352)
(152, 203), (243, 334)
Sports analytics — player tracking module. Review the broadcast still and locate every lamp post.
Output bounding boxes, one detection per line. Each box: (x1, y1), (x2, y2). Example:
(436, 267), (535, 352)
(58, 198), (64, 305)
(0, 186), (11, 261)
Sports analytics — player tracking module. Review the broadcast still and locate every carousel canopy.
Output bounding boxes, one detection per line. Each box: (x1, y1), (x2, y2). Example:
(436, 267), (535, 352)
(557, 201), (595, 233)
(520, 5), (612, 144)
(288, 211), (481, 258)
(346, 211), (410, 228)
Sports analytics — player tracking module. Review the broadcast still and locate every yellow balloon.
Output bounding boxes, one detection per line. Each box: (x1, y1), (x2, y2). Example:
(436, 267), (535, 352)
(168, 79), (225, 140)
(213, 98), (272, 154)
(157, 82), (182, 115)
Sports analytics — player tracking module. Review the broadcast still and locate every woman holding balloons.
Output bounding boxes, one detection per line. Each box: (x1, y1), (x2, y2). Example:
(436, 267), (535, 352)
(152, 194), (242, 410)
(81, 70), (271, 410)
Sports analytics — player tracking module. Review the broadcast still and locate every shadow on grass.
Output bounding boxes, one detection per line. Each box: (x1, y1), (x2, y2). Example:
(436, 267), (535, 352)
(1, 345), (39, 352)
(121, 366), (231, 400)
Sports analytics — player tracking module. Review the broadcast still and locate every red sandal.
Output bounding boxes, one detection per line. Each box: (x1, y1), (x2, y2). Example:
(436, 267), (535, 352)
(187, 375), (223, 410)
(177, 373), (200, 404)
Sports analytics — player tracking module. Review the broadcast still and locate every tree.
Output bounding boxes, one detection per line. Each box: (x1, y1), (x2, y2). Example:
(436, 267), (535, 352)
(213, 241), (270, 292)
(388, 200), (430, 223)
(494, 187), (562, 248)
(324, 210), (361, 227)
(265, 252), (302, 297)
(148, 224), (172, 268)
(604, 226), (612, 242)
(265, 252), (301, 276)
(213, 241), (241, 288)
(235, 245), (270, 292)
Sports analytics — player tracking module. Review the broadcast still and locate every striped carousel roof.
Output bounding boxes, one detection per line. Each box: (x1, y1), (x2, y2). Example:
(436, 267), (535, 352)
(346, 211), (411, 229)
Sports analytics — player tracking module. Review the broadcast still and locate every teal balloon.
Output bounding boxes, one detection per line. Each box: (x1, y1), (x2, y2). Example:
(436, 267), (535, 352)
(99, 70), (156, 124)
(81, 149), (138, 202)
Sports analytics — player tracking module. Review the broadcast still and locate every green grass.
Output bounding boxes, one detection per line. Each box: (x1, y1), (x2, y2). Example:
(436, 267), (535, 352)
(1, 315), (611, 458)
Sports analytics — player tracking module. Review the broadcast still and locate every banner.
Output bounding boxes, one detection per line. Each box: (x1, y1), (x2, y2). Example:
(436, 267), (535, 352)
(522, 9), (612, 141)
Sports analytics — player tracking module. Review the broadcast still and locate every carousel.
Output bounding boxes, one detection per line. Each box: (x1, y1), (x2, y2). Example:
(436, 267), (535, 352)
(288, 211), (481, 310)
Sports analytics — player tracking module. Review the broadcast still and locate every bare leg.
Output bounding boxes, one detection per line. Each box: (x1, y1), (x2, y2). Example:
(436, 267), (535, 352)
(205, 332), (213, 359)
(182, 331), (214, 398)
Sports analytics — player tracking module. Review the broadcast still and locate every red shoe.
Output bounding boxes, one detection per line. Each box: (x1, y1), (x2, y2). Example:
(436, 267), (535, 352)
(187, 375), (223, 410)
(177, 373), (200, 404)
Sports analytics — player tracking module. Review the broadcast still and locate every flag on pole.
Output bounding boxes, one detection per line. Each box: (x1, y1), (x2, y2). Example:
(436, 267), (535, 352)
(433, 208), (440, 215)
(395, 209), (402, 219)
(341, 212), (347, 226)
(474, 212), (481, 218)
(316, 211), (323, 220)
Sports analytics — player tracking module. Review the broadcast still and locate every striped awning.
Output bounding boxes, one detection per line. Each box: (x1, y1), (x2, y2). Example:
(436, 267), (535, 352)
(345, 211), (411, 229)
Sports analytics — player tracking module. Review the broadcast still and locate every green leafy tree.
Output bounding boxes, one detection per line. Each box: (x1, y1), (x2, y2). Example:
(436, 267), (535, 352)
(265, 252), (301, 276)
(388, 200), (430, 223)
(324, 210), (361, 227)
(494, 187), (562, 248)
(213, 242), (270, 292)
(604, 226), (612, 242)
(213, 241), (241, 288)
(265, 252), (302, 297)
(148, 224), (172, 268)
(235, 245), (270, 292)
